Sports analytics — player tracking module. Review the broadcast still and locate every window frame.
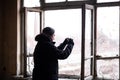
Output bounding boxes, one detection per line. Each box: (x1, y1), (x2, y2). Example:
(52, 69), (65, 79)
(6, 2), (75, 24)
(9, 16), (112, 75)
(21, 7), (43, 77)
(96, 4), (120, 80)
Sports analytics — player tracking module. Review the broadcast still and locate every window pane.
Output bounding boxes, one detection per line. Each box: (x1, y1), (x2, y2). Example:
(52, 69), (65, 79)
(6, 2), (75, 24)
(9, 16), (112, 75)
(97, 59), (119, 79)
(97, 7), (119, 79)
(68, 0), (88, 1)
(26, 11), (40, 74)
(45, 9), (81, 76)
(26, 12), (40, 55)
(24, 0), (40, 7)
(85, 59), (91, 76)
(85, 9), (92, 76)
(97, 0), (119, 3)
(97, 7), (119, 57)
(27, 57), (34, 75)
(85, 10), (91, 59)
(45, 0), (65, 3)
(59, 78), (78, 80)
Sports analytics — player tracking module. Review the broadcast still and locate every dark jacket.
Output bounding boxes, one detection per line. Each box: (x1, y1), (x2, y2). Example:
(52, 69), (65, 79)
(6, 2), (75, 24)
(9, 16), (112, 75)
(32, 33), (74, 80)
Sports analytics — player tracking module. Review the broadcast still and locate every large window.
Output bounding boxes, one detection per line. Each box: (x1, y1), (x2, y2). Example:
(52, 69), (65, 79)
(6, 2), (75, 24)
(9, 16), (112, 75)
(22, 0), (120, 80)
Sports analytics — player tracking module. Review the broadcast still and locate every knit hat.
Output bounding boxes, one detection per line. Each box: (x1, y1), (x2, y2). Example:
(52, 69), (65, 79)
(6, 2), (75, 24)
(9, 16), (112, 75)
(42, 27), (55, 36)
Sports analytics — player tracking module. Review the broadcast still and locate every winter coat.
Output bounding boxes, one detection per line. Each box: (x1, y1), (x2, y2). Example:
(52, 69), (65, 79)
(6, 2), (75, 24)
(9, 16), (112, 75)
(32, 33), (74, 80)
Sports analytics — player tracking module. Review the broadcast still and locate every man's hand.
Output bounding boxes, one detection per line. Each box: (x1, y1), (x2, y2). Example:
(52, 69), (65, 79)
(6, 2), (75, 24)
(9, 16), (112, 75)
(63, 38), (70, 45)
(68, 38), (74, 45)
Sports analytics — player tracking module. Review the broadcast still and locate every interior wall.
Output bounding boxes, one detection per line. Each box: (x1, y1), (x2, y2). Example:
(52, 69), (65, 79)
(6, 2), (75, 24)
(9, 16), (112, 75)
(0, 0), (3, 79)
(1, 0), (18, 78)
(0, 0), (2, 71)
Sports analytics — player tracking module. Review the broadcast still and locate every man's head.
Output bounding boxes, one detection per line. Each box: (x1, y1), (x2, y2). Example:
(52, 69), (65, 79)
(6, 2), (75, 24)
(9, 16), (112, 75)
(42, 27), (55, 40)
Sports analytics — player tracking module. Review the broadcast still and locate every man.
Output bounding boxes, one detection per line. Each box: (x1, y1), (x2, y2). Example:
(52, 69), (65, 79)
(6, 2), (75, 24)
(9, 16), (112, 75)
(32, 27), (74, 80)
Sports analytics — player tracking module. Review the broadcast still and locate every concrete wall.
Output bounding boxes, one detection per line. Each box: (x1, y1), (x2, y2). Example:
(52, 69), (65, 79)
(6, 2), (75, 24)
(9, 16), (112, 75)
(0, 1), (4, 77)
(0, 0), (3, 76)
(0, 0), (18, 79)
(3, 0), (17, 74)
